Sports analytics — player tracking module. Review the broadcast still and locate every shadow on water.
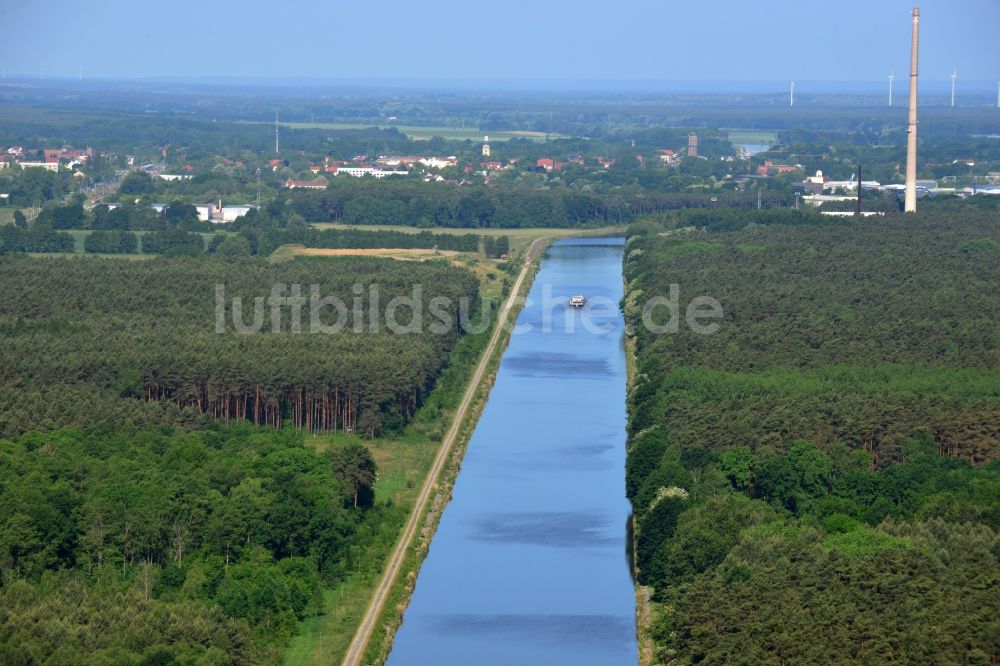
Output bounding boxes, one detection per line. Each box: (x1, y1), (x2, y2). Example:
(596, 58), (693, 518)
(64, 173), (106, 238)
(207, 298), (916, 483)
(626, 514), (636, 585)
(421, 613), (634, 647)
(490, 441), (615, 472)
(502, 352), (612, 379)
(465, 511), (619, 549)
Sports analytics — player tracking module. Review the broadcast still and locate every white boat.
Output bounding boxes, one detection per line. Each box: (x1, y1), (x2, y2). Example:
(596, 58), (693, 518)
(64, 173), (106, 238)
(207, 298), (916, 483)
(569, 295), (586, 308)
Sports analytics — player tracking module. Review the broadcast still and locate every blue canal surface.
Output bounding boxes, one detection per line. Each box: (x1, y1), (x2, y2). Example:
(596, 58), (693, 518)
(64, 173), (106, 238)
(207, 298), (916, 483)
(387, 238), (637, 666)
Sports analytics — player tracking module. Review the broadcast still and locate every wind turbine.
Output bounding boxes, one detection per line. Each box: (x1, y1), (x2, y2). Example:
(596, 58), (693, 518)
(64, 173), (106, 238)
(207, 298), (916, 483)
(790, 81), (795, 107)
(889, 71), (894, 107)
(950, 69), (957, 107)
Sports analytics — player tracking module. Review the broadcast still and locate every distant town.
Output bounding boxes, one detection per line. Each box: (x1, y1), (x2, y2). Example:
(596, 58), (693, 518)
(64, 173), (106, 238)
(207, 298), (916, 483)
(3, 121), (998, 231)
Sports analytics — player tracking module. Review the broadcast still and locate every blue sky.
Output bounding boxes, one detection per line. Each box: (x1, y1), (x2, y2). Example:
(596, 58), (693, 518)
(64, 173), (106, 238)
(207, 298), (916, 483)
(1, 0), (997, 85)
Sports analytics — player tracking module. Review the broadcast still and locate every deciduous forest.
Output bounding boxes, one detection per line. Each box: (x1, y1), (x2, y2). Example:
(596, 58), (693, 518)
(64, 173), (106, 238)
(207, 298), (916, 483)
(0, 250), (488, 664)
(0, 425), (396, 665)
(623, 212), (1000, 664)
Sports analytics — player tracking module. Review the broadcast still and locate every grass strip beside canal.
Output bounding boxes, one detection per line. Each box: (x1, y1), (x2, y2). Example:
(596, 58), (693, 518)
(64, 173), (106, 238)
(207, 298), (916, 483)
(353, 238), (548, 666)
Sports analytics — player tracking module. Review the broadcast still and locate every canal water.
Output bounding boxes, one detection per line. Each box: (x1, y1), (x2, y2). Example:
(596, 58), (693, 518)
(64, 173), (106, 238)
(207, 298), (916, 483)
(736, 142), (771, 156)
(387, 238), (637, 665)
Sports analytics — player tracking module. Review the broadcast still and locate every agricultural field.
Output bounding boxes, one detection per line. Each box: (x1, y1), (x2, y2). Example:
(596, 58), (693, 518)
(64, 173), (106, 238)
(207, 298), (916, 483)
(279, 122), (562, 142)
(723, 128), (779, 144)
(275, 246), (463, 260)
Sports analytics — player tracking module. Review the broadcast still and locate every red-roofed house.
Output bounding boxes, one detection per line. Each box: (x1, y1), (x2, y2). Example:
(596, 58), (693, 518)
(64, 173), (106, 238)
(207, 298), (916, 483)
(757, 160), (800, 176)
(535, 158), (564, 172)
(657, 149), (678, 165)
(39, 148), (92, 165)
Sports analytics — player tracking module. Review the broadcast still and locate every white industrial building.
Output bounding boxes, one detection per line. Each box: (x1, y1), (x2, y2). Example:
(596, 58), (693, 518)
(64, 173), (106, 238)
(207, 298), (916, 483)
(336, 166), (409, 178)
(103, 202), (254, 223)
(18, 161), (60, 172)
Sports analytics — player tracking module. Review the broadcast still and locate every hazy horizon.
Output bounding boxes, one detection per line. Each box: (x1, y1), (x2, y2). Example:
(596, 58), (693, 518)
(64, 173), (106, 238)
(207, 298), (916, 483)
(2, 76), (997, 100)
(1, 0), (997, 83)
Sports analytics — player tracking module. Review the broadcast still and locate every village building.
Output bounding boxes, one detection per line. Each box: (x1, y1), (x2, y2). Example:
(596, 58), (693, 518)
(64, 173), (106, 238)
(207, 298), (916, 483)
(757, 160), (801, 176)
(657, 149), (679, 165)
(18, 161), (60, 172)
(335, 166), (408, 178)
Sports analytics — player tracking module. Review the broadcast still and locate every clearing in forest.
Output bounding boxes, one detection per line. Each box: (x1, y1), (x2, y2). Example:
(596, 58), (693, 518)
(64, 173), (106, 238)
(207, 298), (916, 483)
(284, 246), (464, 260)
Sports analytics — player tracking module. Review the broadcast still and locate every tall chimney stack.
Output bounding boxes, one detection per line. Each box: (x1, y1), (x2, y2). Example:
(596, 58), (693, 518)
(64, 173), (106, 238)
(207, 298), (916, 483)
(904, 8), (920, 213)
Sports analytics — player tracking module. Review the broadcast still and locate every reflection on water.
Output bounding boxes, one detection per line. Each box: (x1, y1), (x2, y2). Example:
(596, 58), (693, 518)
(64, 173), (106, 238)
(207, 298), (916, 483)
(386, 238), (637, 666)
(736, 142), (771, 157)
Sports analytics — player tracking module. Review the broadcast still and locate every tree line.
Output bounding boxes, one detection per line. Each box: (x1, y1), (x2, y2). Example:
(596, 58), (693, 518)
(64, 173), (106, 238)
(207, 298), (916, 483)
(1, 200), (497, 257)
(0, 224), (75, 252)
(234, 216), (482, 256)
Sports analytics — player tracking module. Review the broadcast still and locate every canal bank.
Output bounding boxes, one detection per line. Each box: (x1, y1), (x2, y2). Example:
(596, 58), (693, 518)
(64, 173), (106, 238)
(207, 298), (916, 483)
(386, 238), (637, 665)
(341, 237), (550, 666)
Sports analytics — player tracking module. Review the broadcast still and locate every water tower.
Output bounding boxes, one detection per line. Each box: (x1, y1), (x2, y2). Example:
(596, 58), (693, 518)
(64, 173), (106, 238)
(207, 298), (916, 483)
(687, 134), (698, 158)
